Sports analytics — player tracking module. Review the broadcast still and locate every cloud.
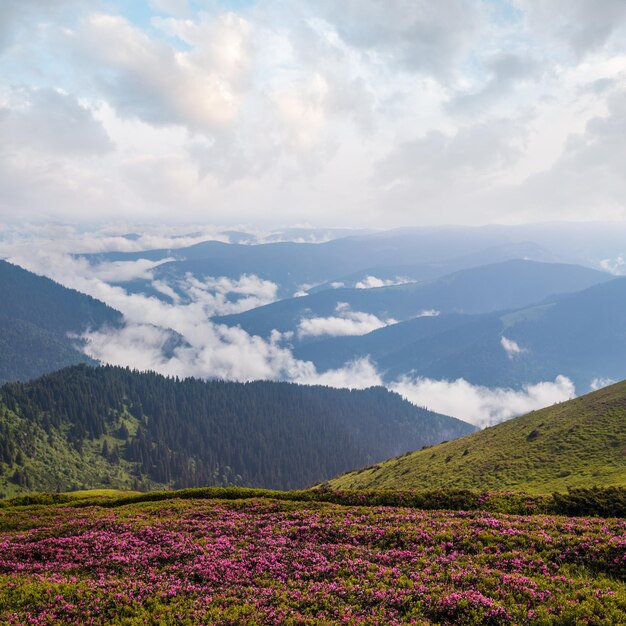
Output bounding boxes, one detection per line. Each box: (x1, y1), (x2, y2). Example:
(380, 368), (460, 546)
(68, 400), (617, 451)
(291, 357), (383, 389)
(314, 0), (481, 78)
(87, 258), (174, 283)
(446, 53), (539, 116)
(0, 0), (83, 54)
(600, 254), (626, 275)
(73, 12), (251, 132)
(416, 309), (440, 318)
(520, 0), (626, 57)
(590, 377), (616, 391)
(500, 335), (528, 358)
(2, 0), (626, 226)
(391, 375), (576, 427)
(374, 118), (528, 220)
(354, 275), (413, 289)
(505, 90), (626, 221)
(297, 303), (396, 337)
(0, 223), (235, 259)
(0, 87), (113, 155)
(178, 273), (279, 316)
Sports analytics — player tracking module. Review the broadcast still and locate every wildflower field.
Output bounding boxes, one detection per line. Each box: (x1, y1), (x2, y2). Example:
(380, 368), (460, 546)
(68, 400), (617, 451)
(0, 495), (624, 625)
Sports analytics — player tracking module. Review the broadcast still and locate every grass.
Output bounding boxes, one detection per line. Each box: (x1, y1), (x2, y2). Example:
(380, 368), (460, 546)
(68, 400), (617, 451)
(1, 485), (624, 518)
(328, 379), (626, 493)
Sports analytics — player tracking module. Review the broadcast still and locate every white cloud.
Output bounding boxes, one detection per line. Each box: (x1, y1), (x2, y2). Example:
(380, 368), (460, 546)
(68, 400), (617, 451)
(519, 0), (626, 57)
(500, 335), (528, 358)
(391, 375), (576, 427)
(87, 258), (174, 283)
(354, 275), (413, 289)
(2, 1), (626, 226)
(600, 254), (626, 275)
(416, 309), (440, 318)
(297, 303), (396, 337)
(590, 377), (616, 391)
(75, 13), (249, 132)
(292, 357), (383, 389)
(0, 87), (113, 156)
(179, 273), (279, 316)
(314, 0), (481, 77)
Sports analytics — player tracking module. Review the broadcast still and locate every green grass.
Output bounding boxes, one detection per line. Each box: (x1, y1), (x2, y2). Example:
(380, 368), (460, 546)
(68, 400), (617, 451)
(62, 488), (141, 499)
(1, 485), (623, 517)
(328, 379), (626, 493)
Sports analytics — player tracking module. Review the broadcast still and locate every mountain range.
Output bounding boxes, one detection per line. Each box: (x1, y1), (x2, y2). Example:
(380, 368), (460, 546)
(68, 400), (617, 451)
(216, 259), (610, 343)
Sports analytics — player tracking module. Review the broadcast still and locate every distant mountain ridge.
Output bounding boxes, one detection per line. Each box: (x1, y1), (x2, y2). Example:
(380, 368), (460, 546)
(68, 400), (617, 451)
(0, 365), (474, 497)
(327, 379), (626, 493)
(216, 260), (611, 343)
(0, 261), (122, 383)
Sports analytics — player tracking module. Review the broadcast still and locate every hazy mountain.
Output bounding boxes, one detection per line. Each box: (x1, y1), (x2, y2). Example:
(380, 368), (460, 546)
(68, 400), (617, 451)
(0, 261), (121, 383)
(216, 260), (611, 342)
(296, 276), (626, 392)
(327, 378), (626, 493)
(80, 224), (609, 301)
(0, 365), (474, 496)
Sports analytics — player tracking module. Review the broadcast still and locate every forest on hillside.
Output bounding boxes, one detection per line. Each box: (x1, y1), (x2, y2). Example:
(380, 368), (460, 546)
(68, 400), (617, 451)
(0, 365), (473, 493)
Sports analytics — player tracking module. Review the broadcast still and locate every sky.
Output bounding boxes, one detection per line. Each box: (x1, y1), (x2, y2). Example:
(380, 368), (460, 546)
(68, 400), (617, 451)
(1, 0), (626, 228)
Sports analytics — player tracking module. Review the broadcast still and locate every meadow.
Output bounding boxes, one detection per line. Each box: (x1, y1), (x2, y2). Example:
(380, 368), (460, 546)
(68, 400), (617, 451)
(0, 492), (624, 625)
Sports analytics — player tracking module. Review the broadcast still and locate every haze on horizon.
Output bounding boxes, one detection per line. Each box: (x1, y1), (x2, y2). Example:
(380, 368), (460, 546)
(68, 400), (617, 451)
(1, 0), (626, 228)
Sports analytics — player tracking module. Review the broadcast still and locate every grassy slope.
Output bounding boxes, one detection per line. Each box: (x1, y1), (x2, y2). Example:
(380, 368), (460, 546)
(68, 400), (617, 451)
(0, 405), (154, 499)
(328, 380), (626, 493)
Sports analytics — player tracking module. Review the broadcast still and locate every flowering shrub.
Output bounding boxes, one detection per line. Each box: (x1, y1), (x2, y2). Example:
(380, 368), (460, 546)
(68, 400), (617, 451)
(0, 497), (624, 624)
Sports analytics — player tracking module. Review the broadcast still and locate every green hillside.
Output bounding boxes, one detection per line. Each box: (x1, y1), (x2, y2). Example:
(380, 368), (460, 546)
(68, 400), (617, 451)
(0, 261), (122, 383)
(0, 364), (473, 497)
(328, 380), (626, 493)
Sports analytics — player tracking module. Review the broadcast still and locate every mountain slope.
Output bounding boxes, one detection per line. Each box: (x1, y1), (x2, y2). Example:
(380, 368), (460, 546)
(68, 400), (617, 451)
(0, 261), (122, 383)
(295, 276), (626, 391)
(0, 365), (474, 496)
(327, 380), (626, 493)
(216, 260), (611, 341)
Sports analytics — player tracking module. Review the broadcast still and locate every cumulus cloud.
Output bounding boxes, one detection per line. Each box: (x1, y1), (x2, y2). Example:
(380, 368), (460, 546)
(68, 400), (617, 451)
(391, 375), (576, 427)
(590, 377), (616, 391)
(314, 0), (481, 77)
(74, 13), (250, 132)
(297, 303), (396, 337)
(505, 90), (626, 222)
(520, 0), (626, 57)
(354, 275), (413, 289)
(2, 1), (626, 226)
(374, 118), (528, 221)
(446, 53), (539, 116)
(500, 336), (528, 358)
(0, 87), (113, 156)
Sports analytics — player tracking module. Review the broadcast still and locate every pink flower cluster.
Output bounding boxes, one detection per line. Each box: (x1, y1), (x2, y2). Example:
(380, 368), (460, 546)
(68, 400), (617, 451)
(0, 498), (624, 624)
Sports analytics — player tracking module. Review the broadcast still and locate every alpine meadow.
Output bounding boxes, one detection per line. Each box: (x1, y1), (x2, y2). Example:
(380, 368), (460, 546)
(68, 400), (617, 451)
(1, 1), (625, 624)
